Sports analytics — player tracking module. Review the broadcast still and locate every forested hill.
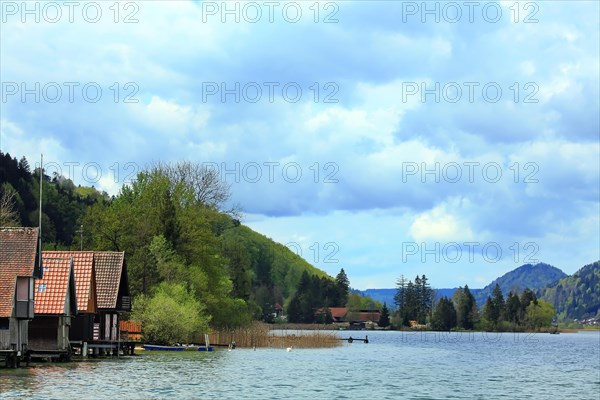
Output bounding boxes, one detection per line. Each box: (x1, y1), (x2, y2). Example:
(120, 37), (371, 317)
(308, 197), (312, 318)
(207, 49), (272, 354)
(539, 261), (600, 321)
(362, 263), (568, 309)
(0, 151), (108, 243)
(471, 263), (567, 306)
(0, 152), (343, 328)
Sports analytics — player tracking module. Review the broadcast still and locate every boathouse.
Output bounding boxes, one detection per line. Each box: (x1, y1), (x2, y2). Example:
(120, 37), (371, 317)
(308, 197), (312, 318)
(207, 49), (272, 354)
(94, 251), (131, 352)
(0, 227), (43, 367)
(28, 255), (78, 360)
(44, 251), (97, 356)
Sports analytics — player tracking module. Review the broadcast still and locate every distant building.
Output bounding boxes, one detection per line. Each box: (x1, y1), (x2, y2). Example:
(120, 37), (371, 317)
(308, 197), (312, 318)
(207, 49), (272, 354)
(315, 307), (348, 323)
(0, 227), (43, 367)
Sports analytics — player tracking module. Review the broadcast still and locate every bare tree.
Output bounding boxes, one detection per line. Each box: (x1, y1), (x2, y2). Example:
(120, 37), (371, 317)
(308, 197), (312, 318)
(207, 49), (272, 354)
(0, 190), (20, 227)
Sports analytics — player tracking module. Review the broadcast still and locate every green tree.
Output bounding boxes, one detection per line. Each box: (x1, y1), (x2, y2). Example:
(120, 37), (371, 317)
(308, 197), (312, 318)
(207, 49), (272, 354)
(132, 282), (210, 344)
(431, 297), (457, 331)
(489, 283), (505, 325)
(394, 275), (406, 311)
(335, 268), (350, 306)
(505, 291), (522, 325)
(454, 285), (477, 330)
(524, 299), (555, 330)
(378, 302), (391, 327)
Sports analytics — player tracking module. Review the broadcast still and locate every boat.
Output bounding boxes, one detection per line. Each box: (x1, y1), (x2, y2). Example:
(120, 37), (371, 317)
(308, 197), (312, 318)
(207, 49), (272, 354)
(143, 344), (185, 351)
(198, 346), (214, 352)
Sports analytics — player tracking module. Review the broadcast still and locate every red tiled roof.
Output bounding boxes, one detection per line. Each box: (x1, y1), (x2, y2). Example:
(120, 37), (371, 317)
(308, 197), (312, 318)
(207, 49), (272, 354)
(43, 251), (95, 313)
(357, 311), (381, 322)
(0, 227), (39, 318)
(34, 256), (74, 315)
(94, 251), (125, 309)
(328, 307), (348, 319)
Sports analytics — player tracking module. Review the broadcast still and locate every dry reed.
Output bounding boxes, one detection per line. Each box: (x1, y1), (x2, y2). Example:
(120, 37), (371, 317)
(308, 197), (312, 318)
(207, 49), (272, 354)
(207, 323), (341, 348)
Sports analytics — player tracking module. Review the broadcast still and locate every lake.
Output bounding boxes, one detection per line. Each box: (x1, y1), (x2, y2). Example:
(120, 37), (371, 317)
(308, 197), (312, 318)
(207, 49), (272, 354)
(1, 331), (599, 399)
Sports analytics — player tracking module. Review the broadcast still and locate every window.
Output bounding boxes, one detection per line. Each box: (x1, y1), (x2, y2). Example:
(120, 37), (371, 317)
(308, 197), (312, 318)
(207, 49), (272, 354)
(38, 283), (47, 293)
(16, 277), (33, 301)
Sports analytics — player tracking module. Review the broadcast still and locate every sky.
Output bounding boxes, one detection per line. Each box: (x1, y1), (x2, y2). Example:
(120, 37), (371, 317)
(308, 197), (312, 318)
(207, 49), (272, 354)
(1, 0), (598, 290)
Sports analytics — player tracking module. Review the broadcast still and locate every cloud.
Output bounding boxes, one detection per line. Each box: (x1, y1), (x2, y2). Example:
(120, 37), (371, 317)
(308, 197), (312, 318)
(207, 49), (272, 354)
(1, 0), (598, 288)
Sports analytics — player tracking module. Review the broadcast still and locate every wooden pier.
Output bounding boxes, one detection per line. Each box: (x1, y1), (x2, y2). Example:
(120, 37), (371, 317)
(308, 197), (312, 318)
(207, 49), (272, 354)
(339, 336), (369, 343)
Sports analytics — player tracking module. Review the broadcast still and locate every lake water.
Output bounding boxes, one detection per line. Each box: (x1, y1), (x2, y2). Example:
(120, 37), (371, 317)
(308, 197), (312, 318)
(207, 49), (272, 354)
(1, 331), (599, 399)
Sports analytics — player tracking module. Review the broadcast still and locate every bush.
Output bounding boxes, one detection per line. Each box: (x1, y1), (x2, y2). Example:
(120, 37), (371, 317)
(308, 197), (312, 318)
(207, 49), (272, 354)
(132, 282), (210, 344)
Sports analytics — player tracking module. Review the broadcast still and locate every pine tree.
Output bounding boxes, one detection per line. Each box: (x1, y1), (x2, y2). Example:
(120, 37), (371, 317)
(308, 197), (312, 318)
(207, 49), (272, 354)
(505, 291), (522, 325)
(335, 268), (350, 306)
(490, 283), (505, 324)
(419, 274), (433, 323)
(456, 285), (477, 329)
(431, 297), (457, 331)
(378, 302), (390, 327)
(394, 275), (406, 311)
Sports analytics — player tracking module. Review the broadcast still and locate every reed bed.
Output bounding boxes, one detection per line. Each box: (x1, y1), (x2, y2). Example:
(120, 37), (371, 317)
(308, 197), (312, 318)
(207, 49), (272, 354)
(208, 323), (341, 348)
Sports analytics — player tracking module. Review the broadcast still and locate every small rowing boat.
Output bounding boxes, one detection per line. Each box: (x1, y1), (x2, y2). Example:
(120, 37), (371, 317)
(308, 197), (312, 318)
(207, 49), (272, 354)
(143, 344), (185, 351)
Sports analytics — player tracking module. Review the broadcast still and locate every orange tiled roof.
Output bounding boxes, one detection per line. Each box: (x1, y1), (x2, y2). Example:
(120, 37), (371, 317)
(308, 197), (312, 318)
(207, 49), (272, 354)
(0, 227), (39, 317)
(43, 251), (95, 313)
(94, 251), (125, 309)
(34, 256), (75, 315)
(328, 307), (348, 319)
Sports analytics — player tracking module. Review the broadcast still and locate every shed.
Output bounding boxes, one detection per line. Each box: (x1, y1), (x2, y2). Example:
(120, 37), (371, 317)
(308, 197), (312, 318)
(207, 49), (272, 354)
(94, 251), (130, 342)
(28, 255), (77, 359)
(0, 227), (42, 367)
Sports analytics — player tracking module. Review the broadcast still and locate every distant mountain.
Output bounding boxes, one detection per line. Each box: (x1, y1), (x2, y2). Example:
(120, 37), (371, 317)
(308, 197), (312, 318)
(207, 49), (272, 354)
(539, 261), (600, 321)
(361, 263), (567, 309)
(361, 288), (396, 307)
(472, 263), (567, 306)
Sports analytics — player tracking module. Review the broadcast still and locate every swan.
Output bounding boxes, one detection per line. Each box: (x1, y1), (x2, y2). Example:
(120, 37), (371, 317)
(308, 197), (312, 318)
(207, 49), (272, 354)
(286, 346), (293, 352)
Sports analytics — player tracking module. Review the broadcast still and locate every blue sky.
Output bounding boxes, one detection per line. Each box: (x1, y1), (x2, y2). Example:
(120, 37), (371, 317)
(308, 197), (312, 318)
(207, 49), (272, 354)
(1, 1), (598, 289)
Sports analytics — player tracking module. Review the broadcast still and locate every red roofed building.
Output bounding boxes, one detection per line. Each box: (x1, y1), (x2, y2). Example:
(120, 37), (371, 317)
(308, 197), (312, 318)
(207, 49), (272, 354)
(315, 307), (348, 323)
(94, 251), (130, 343)
(28, 255), (77, 358)
(43, 251), (98, 351)
(0, 227), (43, 367)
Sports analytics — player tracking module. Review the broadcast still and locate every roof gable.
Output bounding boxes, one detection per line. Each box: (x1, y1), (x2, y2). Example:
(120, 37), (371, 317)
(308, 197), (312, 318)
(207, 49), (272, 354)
(94, 251), (128, 309)
(0, 227), (40, 317)
(34, 256), (77, 315)
(44, 251), (96, 313)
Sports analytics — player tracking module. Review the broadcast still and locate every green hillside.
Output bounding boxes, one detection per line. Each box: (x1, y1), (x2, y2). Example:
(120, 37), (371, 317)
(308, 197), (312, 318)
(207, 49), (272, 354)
(539, 261), (600, 321)
(473, 263), (567, 306)
(1, 153), (343, 330)
(220, 224), (329, 302)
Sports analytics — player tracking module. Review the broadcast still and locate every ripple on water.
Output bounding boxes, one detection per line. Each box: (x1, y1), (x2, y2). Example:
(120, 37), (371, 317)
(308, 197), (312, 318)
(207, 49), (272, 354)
(1, 331), (599, 399)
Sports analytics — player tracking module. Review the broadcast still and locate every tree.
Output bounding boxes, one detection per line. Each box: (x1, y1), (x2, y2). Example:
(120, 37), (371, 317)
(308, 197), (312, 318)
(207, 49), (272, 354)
(378, 302), (390, 327)
(453, 286), (477, 330)
(394, 275), (406, 311)
(132, 282), (210, 344)
(489, 283), (505, 324)
(524, 300), (555, 330)
(335, 268), (350, 306)
(482, 296), (495, 328)
(0, 186), (20, 226)
(431, 297), (457, 331)
(286, 296), (302, 323)
(505, 291), (522, 325)
(418, 274), (433, 323)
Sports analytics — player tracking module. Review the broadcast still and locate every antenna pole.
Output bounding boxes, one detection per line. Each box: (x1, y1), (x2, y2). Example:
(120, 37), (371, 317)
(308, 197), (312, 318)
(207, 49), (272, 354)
(39, 154), (43, 273)
(78, 225), (84, 251)
(39, 154), (43, 232)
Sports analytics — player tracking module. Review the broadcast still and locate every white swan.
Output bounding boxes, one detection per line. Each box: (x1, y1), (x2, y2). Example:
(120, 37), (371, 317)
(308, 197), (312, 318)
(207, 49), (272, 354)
(286, 346), (293, 352)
